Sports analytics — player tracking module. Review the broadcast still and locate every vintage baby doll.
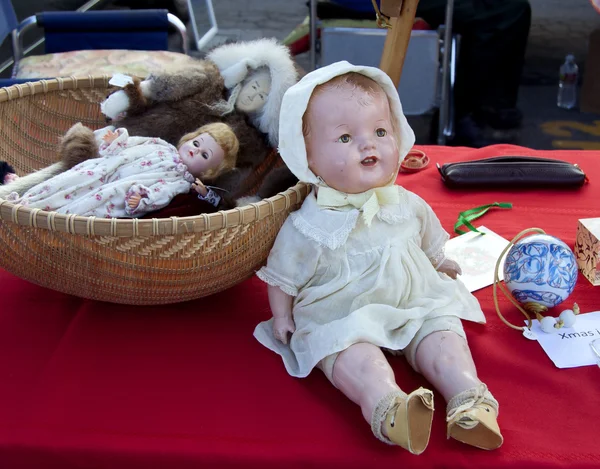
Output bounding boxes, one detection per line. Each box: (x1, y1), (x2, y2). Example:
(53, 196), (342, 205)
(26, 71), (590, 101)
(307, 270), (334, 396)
(254, 61), (503, 454)
(6, 121), (238, 217)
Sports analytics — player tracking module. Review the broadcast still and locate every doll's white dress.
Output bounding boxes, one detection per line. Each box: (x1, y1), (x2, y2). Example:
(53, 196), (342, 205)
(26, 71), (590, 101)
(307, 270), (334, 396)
(254, 187), (486, 378)
(9, 127), (194, 218)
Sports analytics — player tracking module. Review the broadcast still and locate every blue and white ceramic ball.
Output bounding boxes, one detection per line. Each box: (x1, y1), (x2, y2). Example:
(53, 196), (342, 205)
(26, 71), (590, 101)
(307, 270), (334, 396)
(503, 234), (578, 308)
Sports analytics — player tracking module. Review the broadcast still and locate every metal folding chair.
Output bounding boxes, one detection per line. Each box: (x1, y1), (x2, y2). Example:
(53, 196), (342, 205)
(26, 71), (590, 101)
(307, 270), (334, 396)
(0, 0), (190, 86)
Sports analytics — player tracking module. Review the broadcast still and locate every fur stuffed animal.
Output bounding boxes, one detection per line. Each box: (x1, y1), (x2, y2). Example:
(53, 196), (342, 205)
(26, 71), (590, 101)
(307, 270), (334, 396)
(1, 39), (299, 207)
(0, 129), (99, 199)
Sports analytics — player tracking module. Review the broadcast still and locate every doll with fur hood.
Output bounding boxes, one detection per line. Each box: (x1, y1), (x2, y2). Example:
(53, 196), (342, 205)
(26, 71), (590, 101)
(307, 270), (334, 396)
(0, 39), (298, 205)
(101, 37), (299, 203)
(254, 62), (503, 454)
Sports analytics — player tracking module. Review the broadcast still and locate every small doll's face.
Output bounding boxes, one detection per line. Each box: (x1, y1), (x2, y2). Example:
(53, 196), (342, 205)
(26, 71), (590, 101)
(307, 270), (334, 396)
(178, 133), (225, 177)
(3, 173), (17, 184)
(305, 85), (399, 194)
(236, 70), (271, 113)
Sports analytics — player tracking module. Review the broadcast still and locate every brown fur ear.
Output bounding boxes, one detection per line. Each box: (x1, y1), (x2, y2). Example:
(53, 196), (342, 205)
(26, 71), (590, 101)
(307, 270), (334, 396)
(122, 77), (149, 116)
(59, 123), (98, 168)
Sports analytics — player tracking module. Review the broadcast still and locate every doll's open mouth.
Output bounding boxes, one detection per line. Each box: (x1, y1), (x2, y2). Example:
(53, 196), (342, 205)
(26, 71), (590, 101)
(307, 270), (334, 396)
(361, 156), (378, 166)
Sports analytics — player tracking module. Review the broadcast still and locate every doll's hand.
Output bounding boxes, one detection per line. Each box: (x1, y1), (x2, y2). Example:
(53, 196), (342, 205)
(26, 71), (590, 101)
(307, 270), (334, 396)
(102, 129), (119, 144)
(273, 317), (296, 345)
(192, 178), (208, 197)
(436, 258), (462, 279)
(126, 191), (144, 210)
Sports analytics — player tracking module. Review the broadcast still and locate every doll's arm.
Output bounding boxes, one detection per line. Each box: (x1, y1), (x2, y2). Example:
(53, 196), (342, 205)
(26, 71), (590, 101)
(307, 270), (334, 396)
(410, 192), (461, 274)
(192, 178), (226, 208)
(125, 178), (190, 217)
(257, 219), (321, 339)
(435, 258), (462, 279)
(196, 167), (253, 211)
(268, 285), (296, 344)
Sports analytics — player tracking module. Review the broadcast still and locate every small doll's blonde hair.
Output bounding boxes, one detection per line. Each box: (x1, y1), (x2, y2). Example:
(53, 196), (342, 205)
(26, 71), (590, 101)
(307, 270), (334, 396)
(178, 122), (240, 179)
(302, 72), (401, 148)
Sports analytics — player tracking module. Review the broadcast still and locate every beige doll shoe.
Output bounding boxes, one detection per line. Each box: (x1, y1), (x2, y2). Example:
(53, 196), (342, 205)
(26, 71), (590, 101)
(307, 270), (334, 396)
(446, 384), (503, 450)
(371, 387), (435, 455)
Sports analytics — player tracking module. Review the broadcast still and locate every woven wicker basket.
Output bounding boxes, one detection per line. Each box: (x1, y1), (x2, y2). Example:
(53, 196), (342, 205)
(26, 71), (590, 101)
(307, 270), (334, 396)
(0, 77), (309, 305)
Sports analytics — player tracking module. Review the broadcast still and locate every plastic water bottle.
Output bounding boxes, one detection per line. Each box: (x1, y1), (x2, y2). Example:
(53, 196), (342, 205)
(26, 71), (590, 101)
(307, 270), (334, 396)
(557, 54), (579, 109)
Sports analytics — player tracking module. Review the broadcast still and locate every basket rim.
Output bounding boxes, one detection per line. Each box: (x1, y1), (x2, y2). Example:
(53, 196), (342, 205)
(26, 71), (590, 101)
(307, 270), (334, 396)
(0, 76), (310, 237)
(0, 75), (112, 102)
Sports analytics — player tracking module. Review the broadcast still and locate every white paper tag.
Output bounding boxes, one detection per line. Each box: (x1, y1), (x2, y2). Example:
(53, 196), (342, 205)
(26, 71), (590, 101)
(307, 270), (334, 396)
(526, 311), (600, 368)
(109, 73), (134, 88)
(522, 327), (537, 341)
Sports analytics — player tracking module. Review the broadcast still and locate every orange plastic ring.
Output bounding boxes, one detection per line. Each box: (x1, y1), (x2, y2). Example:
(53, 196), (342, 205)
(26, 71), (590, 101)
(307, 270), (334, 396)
(400, 149), (429, 173)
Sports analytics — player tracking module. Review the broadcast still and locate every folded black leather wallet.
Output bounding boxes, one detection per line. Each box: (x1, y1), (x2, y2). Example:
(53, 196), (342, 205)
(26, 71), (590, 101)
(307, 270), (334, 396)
(437, 156), (587, 188)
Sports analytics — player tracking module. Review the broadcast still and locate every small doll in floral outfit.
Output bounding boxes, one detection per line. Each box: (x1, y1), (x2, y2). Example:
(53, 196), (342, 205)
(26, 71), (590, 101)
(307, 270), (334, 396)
(254, 62), (503, 454)
(7, 122), (239, 218)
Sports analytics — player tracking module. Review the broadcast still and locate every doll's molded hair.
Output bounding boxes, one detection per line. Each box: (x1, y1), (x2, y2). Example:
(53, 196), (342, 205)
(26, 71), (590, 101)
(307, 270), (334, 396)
(178, 123), (240, 178)
(302, 72), (401, 147)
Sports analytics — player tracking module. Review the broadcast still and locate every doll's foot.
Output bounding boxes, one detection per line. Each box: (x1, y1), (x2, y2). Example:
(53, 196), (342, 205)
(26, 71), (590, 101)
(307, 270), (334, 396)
(446, 384), (503, 450)
(371, 387), (434, 455)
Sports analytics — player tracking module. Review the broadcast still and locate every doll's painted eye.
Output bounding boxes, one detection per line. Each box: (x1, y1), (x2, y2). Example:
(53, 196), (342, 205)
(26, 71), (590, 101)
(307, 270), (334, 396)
(193, 140), (200, 147)
(338, 134), (351, 143)
(201, 152), (209, 159)
(376, 128), (387, 137)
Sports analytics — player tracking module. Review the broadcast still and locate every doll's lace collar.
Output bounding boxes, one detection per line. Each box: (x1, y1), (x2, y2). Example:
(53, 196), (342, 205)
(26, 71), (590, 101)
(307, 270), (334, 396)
(290, 187), (412, 250)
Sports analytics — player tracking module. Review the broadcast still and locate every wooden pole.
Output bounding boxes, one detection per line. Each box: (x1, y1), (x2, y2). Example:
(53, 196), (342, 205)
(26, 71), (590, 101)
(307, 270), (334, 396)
(379, 0), (420, 87)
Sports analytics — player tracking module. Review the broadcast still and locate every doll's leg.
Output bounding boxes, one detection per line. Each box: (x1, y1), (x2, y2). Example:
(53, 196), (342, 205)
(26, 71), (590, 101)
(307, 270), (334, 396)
(325, 342), (434, 454)
(412, 325), (503, 450)
(413, 330), (480, 400)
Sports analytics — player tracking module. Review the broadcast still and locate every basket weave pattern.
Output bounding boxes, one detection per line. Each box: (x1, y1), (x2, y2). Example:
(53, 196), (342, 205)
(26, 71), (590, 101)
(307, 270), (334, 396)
(0, 77), (309, 304)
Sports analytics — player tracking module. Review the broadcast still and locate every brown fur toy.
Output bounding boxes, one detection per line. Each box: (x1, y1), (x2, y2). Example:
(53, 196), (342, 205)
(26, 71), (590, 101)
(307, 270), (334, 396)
(100, 39), (299, 208)
(1, 40), (300, 211)
(0, 124), (99, 200)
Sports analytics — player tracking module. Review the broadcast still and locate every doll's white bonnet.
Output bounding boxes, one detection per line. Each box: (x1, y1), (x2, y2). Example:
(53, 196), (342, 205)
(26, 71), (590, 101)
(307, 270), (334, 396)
(277, 61), (416, 185)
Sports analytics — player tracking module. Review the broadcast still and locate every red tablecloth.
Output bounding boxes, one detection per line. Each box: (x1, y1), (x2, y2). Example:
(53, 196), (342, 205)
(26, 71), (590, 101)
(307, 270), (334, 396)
(1, 144), (599, 468)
